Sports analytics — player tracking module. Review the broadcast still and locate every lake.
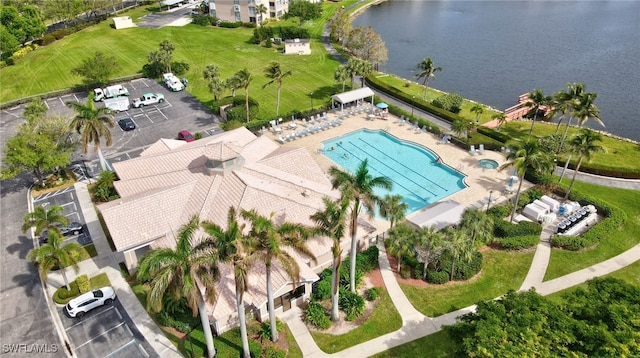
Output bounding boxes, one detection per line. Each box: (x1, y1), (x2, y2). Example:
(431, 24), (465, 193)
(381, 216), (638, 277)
(353, 0), (640, 141)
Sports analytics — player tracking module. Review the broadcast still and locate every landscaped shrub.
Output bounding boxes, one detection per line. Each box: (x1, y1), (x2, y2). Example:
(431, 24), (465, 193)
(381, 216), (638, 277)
(218, 21), (243, 28)
(170, 61), (190, 76)
(339, 289), (365, 321)
(366, 287), (381, 301)
(494, 220), (542, 238)
(339, 261), (362, 291)
(76, 274), (91, 294)
(191, 15), (210, 26)
(156, 311), (191, 333)
(304, 300), (332, 329)
(432, 93), (463, 113)
(487, 204), (511, 222)
(39, 34), (56, 46)
(264, 346), (285, 358)
(426, 269), (449, 284)
(312, 274), (332, 301)
(53, 281), (81, 304)
(494, 235), (540, 250)
(225, 96), (259, 123)
(259, 319), (285, 341)
(356, 245), (379, 273)
(433, 251), (483, 281)
(399, 265), (411, 279)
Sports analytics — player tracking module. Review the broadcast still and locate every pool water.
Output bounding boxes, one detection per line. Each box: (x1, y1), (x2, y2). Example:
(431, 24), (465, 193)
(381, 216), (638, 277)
(478, 159), (499, 169)
(322, 129), (467, 214)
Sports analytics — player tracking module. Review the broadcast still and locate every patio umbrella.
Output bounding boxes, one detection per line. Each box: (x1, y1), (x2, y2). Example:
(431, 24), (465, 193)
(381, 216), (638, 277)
(508, 175), (519, 187)
(376, 102), (389, 109)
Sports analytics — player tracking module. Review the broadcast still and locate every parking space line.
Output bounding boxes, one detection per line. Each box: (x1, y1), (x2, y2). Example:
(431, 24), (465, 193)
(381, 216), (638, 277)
(138, 344), (150, 358)
(145, 113), (154, 124)
(104, 340), (137, 358)
(74, 322), (128, 349)
(33, 186), (75, 202)
(2, 110), (21, 119)
(157, 108), (168, 120)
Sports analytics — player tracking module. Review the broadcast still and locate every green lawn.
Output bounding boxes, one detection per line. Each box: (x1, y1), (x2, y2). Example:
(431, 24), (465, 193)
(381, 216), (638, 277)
(400, 249), (533, 317)
(310, 287), (402, 354)
(544, 181), (640, 281)
(501, 120), (640, 174)
(1, 14), (342, 120)
(370, 329), (455, 358)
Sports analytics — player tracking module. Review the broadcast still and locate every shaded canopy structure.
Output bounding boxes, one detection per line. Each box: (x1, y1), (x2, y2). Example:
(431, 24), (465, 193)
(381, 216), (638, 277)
(331, 87), (375, 111)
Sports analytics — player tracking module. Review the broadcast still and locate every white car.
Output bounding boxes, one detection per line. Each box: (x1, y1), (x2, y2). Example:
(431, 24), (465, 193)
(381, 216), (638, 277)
(65, 286), (116, 318)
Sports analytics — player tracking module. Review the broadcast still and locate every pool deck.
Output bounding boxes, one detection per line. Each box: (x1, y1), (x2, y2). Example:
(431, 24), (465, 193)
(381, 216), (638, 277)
(265, 111), (533, 231)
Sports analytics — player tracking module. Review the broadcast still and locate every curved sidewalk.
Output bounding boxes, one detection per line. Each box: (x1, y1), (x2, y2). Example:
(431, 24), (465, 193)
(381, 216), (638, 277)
(283, 229), (640, 357)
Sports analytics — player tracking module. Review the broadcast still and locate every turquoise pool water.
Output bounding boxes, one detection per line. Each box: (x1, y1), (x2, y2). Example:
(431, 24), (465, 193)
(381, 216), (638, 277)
(322, 129), (467, 214)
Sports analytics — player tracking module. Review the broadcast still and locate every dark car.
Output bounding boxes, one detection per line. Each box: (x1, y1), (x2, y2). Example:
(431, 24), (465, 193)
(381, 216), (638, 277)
(118, 118), (136, 131)
(178, 130), (195, 142)
(41, 222), (83, 242)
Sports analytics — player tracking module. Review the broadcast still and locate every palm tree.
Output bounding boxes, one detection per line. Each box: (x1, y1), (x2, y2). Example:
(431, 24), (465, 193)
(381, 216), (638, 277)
(202, 64), (220, 82)
(470, 104), (484, 124)
(492, 113), (507, 131)
(256, 3), (268, 25)
(379, 194), (408, 229)
(574, 92), (603, 128)
(226, 75), (242, 98)
(136, 216), (220, 358)
(263, 62), (292, 116)
(310, 197), (349, 321)
(357, 60), (374, 88)
(414, 57), (442, 100)
(523, 89), (551, 138)
(202, 207), (253, 358)
(499, 139), (554, 222)
(66, 95), (114, 171)
(556, 83), (585, 151)
(27, 230), (83, 291)
(241, 209), (315, 343)
(235, 68), (253, 122)
(334, 65), (349, 92)
(458, 207), (493, 248)
(416, 225), (444, 280)
(22, 204), (69, 236)
(346, 58), (360, 89)
(564, 129), (604, 199)
(442, 229), (474, 281)
(329, 159), (392, 293)
(387, 223), (416, 274)
(451, 118), (468, 139)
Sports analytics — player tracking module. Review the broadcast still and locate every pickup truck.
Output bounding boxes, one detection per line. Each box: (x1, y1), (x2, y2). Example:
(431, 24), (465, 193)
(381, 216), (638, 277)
(163, 73), (184, 92)
(94, 85), (129, 101)
(132, 93), (165, 108)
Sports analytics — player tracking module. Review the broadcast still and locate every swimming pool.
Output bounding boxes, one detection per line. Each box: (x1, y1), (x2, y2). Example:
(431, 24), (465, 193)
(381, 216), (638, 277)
(322, 129), (467, 214)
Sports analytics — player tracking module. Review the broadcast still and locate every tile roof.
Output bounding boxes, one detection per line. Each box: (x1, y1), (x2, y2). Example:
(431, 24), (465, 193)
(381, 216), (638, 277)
(99, 127), (370, 323)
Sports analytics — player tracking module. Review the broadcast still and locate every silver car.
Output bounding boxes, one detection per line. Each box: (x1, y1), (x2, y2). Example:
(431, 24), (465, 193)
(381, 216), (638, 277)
(65, 286), (116, 318)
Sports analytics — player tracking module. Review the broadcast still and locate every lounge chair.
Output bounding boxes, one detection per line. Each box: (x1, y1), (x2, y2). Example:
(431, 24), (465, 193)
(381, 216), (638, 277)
(470, 145), (478, 155)
(478, 144), (485, 154)
(278, 136), (286, 144)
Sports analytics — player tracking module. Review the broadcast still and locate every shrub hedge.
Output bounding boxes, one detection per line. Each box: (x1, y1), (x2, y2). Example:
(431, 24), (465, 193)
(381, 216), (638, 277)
(551, 189), (626, 250)
(76, 274), (91, 294)
(494, 220), (542, 238)
(53, 281), (81, 304)
(425, 269), (449, 284)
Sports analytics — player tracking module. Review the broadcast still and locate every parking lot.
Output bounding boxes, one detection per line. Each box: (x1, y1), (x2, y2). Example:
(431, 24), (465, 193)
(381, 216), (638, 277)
(32, 186), (92, 246)
(60, 298), (155, 358)
(2, 77), (221, 177)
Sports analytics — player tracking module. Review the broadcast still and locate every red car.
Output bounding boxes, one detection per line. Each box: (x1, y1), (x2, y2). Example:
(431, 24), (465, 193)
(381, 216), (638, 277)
(178, 130), (195, 142)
